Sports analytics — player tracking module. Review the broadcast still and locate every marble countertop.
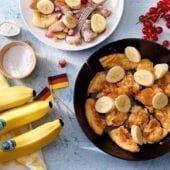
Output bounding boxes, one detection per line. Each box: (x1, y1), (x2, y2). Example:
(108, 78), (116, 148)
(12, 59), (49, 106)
(0, 0), (169, 170)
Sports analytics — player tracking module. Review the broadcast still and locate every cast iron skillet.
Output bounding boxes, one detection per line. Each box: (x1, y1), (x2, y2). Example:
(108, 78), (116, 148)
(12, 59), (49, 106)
(74, 38), (170, 160)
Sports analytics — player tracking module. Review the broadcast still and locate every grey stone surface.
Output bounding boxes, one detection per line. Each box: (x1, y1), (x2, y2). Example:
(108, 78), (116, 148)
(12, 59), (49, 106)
(0, 0), (169, 170)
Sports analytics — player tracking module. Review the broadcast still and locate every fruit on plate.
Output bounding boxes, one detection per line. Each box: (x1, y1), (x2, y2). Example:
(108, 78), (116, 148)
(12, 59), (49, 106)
(154, 63), (168, 80)
(37, 0), (54, 14)
(62, 14), (77, 29)
(0, 86), (36, 112)
(125, 46), (141, 63)
(92, 0), (104, 4)
(0, 119), (63, 163)
(85, 98), (106, 135)
(134, 69), (154, 87)
(65, 0), (81, 9)
(48, 21), (66, 33)
(115, 95), (131, 113)
(131, 125), (143, 145)
(152, 92), (168, 109)
(0, 101), (52, 135)
(0, 74), (9, 89)
(55, 32), (67, 39)
(106, 65), (125, 83)
(95, 96), (115, 114)
(91, 13), (107, 33)
(32, 11), (56, 28)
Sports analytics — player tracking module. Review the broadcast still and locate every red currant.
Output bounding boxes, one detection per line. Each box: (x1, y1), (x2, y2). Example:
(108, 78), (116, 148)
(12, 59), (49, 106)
(142, 27), (148, 35)
(166, 21), (170, 28)
(149, 7), (157, 14)
(162, 40), (170, 47)
(156, 26), (163, 34)
(144, 21), (153, 28)
(139, 15), (145, 22)
(81, 0), (88, 4)
(165, 14), (170, 21)
(58, 58), (67, 68)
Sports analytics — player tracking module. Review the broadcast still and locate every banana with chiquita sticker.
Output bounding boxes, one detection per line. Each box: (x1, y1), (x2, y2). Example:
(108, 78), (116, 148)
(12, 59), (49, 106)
(134, 69), (154, 87)
(0, 119), (63, 163)
(95, 96), (115, 113)
(0, 101), (52, 135)
(131, 125), (143, 145)
(106, 65), (125, 83)
(115, 95), (131, 113)
(0, 86), (36, 112)
(152, 92), (168, 109)
(154, 63), (168, 80)
(125, 46), (141, 63)
(62, 14), (77, 29)
(65, 0), (81, 9)
(91, 13), (107, 33)
(37, 0), (54, 14)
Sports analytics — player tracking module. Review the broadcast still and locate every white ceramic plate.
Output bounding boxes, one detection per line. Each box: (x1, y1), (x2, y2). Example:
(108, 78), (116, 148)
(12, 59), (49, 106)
(19, 0), (124, 51)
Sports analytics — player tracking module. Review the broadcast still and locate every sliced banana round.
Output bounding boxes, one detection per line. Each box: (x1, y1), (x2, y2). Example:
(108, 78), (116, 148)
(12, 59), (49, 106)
(92, 0), (104, 4)
(91, 13), (107, 34)
(65, 0), (81, 9)
(131, 125), (143, 145)
(106, 65), (125, 83)
(152, 92), (168, 109)
(62, 14), (77, 29)
(125, 46), (141, 63)
(95, 96), (115, 114)
(154, 63), (168, 80)
(115, 95), (131, 113)
(37, 0), (54, 14)
(134, 69), (154, 87)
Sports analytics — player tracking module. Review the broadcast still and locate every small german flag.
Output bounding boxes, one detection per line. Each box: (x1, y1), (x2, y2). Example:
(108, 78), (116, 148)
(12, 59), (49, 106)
(48, 73), (69, 90)
(35, 87), (53, 101)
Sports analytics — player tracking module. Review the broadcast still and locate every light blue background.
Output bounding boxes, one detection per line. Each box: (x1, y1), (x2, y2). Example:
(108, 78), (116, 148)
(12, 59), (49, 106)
(0, 0), (169, 170)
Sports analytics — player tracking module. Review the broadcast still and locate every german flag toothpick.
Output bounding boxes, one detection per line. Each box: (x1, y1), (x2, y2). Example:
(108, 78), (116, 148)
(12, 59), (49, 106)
(35, 87), (53, 102)
(48, 73), (69, 90)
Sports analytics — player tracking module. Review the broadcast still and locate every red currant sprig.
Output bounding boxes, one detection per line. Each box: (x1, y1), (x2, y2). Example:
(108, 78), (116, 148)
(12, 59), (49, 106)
(138, 0), (170, 48)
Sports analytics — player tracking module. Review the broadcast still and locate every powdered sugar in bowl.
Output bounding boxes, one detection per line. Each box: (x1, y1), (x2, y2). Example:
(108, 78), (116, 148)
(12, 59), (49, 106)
(0, 41), (36, 79)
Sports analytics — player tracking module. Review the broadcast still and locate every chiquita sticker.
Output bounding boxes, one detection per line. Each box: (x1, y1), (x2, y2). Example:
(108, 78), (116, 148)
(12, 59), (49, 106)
(0, 119), (6, 130)
(1, 140), (16, 152)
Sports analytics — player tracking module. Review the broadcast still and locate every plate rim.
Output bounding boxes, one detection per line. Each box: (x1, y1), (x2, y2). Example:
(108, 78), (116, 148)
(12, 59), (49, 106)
(19, 0), (124, 51)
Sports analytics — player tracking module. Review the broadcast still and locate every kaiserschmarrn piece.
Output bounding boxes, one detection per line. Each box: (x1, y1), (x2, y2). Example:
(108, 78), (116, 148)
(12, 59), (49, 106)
(109, 126), (140, 152)
(127, 106), (149, 128)
(155, 105), (170, 132)
(143, 118), (168, 144)
(136, 59), (154, 72)
(99, 53), (137, 70)
(85, 98), (106, 135)
(106, 110), (128, 126)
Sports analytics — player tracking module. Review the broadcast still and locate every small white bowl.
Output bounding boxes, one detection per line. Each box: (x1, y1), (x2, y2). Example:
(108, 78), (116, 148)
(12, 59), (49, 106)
(0, 41), (36, 79)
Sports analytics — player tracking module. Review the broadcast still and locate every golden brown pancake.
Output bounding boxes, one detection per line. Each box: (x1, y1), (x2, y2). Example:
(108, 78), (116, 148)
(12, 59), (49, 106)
(136, 59), (154, 72)
(99, 53), (136, 70)
(109, 126), (140, 152)
(85, 98), (106, 135)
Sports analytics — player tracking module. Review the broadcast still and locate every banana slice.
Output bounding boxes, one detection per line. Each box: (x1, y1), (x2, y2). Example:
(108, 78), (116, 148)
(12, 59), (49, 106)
(134, 69), (154, 87)
(115, 95), (131, 113)
(91, 13), (107, 34)
(92, 0), (104, 4)
(32, 11), (56, 28)
(37, 0), (54, 14)
(62, 14), (77, 29)
(95, 96), (115, 114)
(106, 65), (125, 83)
(65, 0), (81, 9)
(154, 63), (169, 80)
(125, 46), (141, 63)
(131, 125), (143, 145)
(152, 92), (168, 109)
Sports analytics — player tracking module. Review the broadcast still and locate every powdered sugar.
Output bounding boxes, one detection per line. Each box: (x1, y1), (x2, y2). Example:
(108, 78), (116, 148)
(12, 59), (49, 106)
(2, 45), (34, 78)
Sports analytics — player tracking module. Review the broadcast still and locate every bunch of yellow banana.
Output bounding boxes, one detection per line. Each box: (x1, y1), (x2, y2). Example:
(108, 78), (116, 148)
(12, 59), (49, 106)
(0, 86), (36, 112)
(0, 119), (63, 163)
(0, 77), (64, 163)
